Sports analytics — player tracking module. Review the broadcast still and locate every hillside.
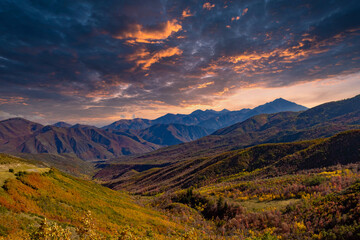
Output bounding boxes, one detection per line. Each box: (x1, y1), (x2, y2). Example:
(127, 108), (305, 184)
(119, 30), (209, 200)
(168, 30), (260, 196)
(0, 118), (43, 151)
(0, 154), (188, 239)
(159, 166), (360, 239)
(14, 153), (94, 178)
(98, 129), (360, 194)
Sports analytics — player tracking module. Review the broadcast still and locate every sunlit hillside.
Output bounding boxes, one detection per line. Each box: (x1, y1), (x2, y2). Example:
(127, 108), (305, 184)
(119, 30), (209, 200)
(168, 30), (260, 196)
(0, 154), (188, 239)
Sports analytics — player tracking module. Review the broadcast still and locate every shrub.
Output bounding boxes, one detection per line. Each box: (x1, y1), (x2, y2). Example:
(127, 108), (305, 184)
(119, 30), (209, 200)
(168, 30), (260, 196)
(303, 175), (326, 187)
(30, 218), (71, 240)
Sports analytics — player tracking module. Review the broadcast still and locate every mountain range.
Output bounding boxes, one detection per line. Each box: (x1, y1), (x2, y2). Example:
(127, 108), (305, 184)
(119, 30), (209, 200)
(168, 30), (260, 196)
(0, 119), (160, 161)
(0, 98), (307, 160)
(102, 98), (307, 132)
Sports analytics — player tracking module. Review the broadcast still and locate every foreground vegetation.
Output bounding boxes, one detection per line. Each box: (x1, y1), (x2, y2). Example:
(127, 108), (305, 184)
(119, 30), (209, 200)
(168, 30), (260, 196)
(153, 164), (360, 239)
(0, 154), (189, 239)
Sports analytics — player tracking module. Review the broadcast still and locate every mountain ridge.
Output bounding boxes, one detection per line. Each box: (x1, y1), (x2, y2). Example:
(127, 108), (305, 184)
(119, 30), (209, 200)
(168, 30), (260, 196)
(0, 120), (161, 161)
(102, 98), (307, 131)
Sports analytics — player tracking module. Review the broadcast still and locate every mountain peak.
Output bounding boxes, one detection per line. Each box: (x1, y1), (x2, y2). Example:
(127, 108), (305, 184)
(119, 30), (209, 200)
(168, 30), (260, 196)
(0, 117), (33, 123)
(52, 121), (72, 128)
(274, 97), (287, 101)
(252, 98), (307, 114)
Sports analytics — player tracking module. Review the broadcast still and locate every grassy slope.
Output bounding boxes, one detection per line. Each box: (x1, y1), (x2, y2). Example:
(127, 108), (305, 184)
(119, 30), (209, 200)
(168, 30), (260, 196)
(0, 154), (184, 239)
(0, 154), (49, 186)
(14, 153), (94, 178)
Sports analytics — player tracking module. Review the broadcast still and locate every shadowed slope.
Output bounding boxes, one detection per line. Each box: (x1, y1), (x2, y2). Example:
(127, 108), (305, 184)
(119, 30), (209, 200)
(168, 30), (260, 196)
(100, 130), (360, 194)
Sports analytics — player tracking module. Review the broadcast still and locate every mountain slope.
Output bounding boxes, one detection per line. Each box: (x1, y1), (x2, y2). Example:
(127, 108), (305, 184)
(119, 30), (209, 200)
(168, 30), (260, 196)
(52, 121), (72, 128)
(0, 120), (161, 160)
(100, 129), (360, 194)
(0, 118), (43, 152)
(102, 118), (152, 130)
(135, 124), (211, 146)
(14, 153), (94, 177)
(153, 109), (225, 126)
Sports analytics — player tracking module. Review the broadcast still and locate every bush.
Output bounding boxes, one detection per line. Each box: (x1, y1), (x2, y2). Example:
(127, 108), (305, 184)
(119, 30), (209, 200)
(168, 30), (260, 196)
(15, 171), (27, 178)
(303, 175), (326, 187)
(30, 218), (71, 240)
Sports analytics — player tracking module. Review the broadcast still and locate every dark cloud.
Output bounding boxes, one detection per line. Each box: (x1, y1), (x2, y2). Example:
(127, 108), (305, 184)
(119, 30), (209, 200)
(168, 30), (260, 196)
(0, 0), (359, 125)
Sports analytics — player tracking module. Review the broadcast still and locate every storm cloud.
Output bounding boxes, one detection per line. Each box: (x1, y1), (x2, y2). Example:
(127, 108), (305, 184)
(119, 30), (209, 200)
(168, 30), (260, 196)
(0, 0), (359, 125)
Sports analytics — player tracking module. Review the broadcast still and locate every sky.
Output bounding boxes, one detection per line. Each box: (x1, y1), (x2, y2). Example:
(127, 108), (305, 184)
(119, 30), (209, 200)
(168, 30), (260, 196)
(0, 0), (359, 126)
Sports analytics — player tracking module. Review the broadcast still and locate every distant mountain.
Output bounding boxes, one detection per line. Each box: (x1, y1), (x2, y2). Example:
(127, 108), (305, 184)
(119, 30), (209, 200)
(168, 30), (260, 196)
(135, 124), (211, 146)
(152, 109), (226, 126)
(116, 94), (359, 165)
(198, 98), (307, 130)
(102, 118), (152, 130)
(0, 118), (42, 139)
(52, 121), (72, 128)
(0, 118), (43, 151)
(252, 98), (307, 113)
(102, 99), (307, 133)
(0, 119), (161, 160)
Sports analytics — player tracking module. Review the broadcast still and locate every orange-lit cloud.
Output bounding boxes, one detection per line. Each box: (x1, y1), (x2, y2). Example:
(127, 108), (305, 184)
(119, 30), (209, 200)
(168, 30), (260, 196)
(203, 2), (215, 10)
(197, 81), (214, 89)
(179, 81), (214, 91)
(214, 34), (347, 76)
(0, 97), (28, 105)
(134, 47), (183, 70)
(214, 87), (229, 96)
(126, 47), (150, 61)
(182, 9), (193, 18)
(242, 8), (248, 16)
(114, 19), (182, 43)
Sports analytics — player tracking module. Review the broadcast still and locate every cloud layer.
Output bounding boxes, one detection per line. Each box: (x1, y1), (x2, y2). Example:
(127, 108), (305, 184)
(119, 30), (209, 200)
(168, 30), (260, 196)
(0, 0), (359, 125)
